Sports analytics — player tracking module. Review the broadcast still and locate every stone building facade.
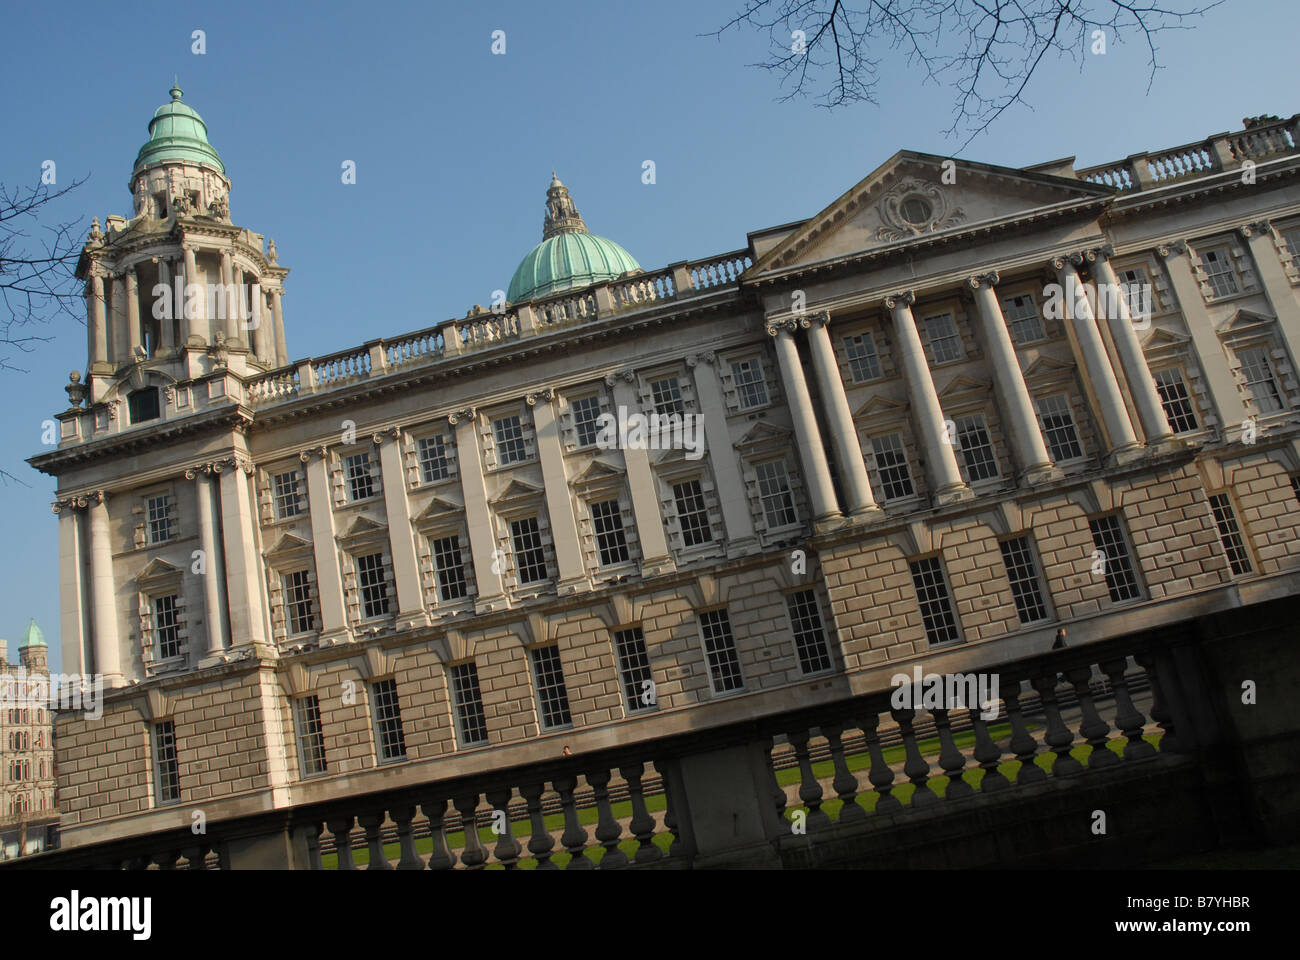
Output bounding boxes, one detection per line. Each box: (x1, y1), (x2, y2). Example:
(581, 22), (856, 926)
(0, 621), (58, 859)
(28, 88), (1300, 857)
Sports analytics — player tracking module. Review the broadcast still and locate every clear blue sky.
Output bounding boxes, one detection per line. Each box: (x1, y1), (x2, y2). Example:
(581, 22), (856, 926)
(1, 0), (1293, 671)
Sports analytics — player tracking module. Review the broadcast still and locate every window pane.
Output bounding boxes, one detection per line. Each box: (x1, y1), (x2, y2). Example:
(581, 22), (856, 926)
(450, 663), (489, 744)
(613, 628), (655, 712)
(1088, 515), (1142, 602)
(756, 461), (798, 527)
(1153, 368), (1199, 433)
(590, 499), (630, 566)
(1201, 248), (1239, 297)
(650, 377), (685, 416)
(510, 517), (549, 583)
(1238, 347), (1284, 413)
(871, 433), (914, 500)
(999, 537), (1049, 624)
(843, 332), (882, 382)
(147, 495), (173, 543)
(1209, 494), (1252, 575)
(431, 535), (468, 601)
(531, 646), (572, 728)
(371, 678), (406, 761)
(294, 696), (327, 776)
(731, 358), (770, 409)
(345, 453), (374, 501)
(356, 553), (390, 618)
(283, 570), (314, 634)
(571, 395), (603, 447)
(672, 480), (713, 546)
(1001, 295), (1045, 344)
(273, 471), (303, 518)
(418, 435), (450, 483)
(787, 590), (833, 674)
(493, 415), (528, 464)
(699, 609), (744, 692)
(909, 556), (961, 644)
(924, 314), (962, 362)
(955, 414), (999, 482)
(154, 721), (180, 804)
(153, 594), (182, 660)
(1036, 395), (1084, 462)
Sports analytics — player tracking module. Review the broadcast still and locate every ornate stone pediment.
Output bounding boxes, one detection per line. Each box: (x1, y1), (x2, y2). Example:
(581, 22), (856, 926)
(569, 458), (626, 493)
(490, 477), (545, 507)
(735, 421), (793, 457)
(264, 532), (314, 560)
(852, 393), (908, 421)
(136, 557), (183, 586)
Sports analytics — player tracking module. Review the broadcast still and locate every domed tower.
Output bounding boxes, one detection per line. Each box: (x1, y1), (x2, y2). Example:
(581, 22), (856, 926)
(73, 82), (291, 414)
(18, 620), (47, 674)
(507, 175), (641, 303)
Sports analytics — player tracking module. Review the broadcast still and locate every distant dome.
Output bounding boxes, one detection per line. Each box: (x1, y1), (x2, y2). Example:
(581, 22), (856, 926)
(20, 618), (45, 648)
(507, 175), (640, 303)
(132, 81), (225, 178)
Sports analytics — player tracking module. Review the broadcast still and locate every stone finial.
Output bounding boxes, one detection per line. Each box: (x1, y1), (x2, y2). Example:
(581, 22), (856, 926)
(87, 217), (104, 245)
(65, 370), (87, 408)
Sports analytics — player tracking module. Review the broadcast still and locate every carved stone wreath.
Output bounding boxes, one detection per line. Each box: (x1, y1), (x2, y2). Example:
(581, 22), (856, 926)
(876, 178), (966, 242)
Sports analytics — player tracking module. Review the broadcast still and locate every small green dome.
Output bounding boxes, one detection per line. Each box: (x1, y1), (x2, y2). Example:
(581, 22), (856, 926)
(20, 619), (45, 648)
(507, 175), (640, 303)
(132, 82), (225, 178)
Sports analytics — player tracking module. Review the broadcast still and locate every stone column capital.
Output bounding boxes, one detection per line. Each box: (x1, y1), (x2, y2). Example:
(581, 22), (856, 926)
(685, 351), (715, 367)
(87, 262), (109, 281)
(764, 317), (806, 337)
(447, 407), (476, 426)
(371, 425), (400, 445)
(1083, 244), (1116, 265)
(52, 495), (92, 514)
(967, 271), (1000, 290)
(1156, 239), (1188, 258)
(1239, 220), (1273, 239)
(603, 369), (636, 387)
(883, 290), (916, 310)
(1051, 252), (1085, 272)
(808, 310), (832, 328)
(525, 388), (554, 407)
(298, 444), (329, 463)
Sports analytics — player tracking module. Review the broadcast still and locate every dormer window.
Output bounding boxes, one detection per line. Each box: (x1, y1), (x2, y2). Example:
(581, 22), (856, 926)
(128, 387), (161, 424)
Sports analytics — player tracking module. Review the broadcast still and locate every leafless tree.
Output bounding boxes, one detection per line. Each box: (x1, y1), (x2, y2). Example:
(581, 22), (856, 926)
(711, 0), (1222, 147)
(1, 175), (87, 375)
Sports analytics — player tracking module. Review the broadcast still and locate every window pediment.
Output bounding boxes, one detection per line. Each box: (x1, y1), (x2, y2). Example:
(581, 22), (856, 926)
(570, 458), (627, 495)
(136, 558), (183, 589)
(264, 532), (314, 563)
(336, 514), (389, 549)
(853, 393), (909, 422)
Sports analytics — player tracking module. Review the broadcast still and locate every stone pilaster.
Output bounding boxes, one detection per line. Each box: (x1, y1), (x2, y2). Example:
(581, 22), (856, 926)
(967, 273), (1057, 483)
(52, 499), (89, 679)
(87, 491), (123, 688)
(182, 243), (203, 344)
(766, 317), (842, 524)
(156, 258), (175, 353)
(885, 291), (971, 504)
(807, 312), (879, 516)
(302, 447), (349, 641)
(125, 267), (141, 360)
(272, 290), (287, 366)
(110, 273), (127, 366)
(688, 352), (758, 555)
(221, 250), (241, 347)
(528, 389), (589, 594)
(375, 427), (427, 629)
(185, 465), (229, 663)
(1240, 221), (1300, 374)
(606, 371), (676, 577)
(449, 408), (508, 612)
(217, 457), (269, 652)
(87, 266), (109, 371)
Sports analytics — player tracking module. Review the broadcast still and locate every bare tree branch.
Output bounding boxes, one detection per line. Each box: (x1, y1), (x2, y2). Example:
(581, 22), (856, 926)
(709, 0), (1224, 147)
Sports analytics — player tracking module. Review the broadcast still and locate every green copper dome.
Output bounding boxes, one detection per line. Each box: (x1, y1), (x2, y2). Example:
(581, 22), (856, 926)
(19, 619), (45, 648)
(132, 82), (225, 178)
(507, 175), (640, 303)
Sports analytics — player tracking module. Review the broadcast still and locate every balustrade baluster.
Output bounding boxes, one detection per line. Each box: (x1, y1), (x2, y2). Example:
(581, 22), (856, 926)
(1032, 673), (1084, 776)
(969, 705), (1010, 792)
(391, 806), (425, 870)
(862, 712), (901, 812)
(587, 769), (629, 869)
(892, 707), (938, 808)
(933, 709), (974, 799)
(152, 850), (180, 870)
(422, 798), (457, 870)
(454, 793), (487, 869)
(327, 816), (356, 870)
(823, 723), (865, 821)
(1101, 658), (1157, 760)
(304, 823), (323, 871)
(1067, 666), (1120, 768)
(183, 843), (212, 870)
(661, 765), (688, 858)
(358, 813), (392, 869)
(788, 729), (832, 831)
(1002, 678), (1048, 783)
(554, 776), (593, 869)
(1134, 652), (1180, 751)
(518, 781), (557, 869)
(485, 788), (522, 869)
(619, 762), (662, 863)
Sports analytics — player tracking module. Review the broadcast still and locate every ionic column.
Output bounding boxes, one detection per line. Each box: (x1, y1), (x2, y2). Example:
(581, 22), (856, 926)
(182, 244), (203, 343)
(218, 458), (268, 650)
(110, 273), (127, 365)
(967, 273), (1056, 482)
(1157, 240), (1248, 436)
(1052, 255), (1141, 458)
(767, 318), (841, 522)
(87, 268), (108, 369)
(1085, 247), (1175, 445)
(272, 289), (288, 365)
(885, 291), (969, 503)
(250, 279), (270, 364)
(125, 267), (142, 360)
(688, 353), (757, 554)
(189, 468), (228, 660)
(303, 448), (349, 639)
(1240, 221), (1300, 373)
(449, 409), (508, 611)
(529, 390), (588, 593)
(806, 313), (878, 515)
(607, 372), (675, 577)
(220, 251), (241, 346)
(87, 492), (124, 687)
(155, 258), (175, 352)
(375, 428), (426, 628)
(53, 499), (89, 679)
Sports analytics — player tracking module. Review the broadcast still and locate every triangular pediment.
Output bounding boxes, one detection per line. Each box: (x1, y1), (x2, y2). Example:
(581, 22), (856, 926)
(1218, 308), (1276, 335)
(750, 152), (1112, 277)
(570, 459), (626, 489)
(413, 493), (464, 522)
(1022, 355), (1076, 383)
(136, 558), (182, 583)
(490, 477), (545, 506)
(853, 393), (909, 420)
(937, 374), (992, 399)
(336, 514), (388, 542)
(1141, 327), (1192, 356)
(264, 532), (313, 559)
(735, 421), (793, 454)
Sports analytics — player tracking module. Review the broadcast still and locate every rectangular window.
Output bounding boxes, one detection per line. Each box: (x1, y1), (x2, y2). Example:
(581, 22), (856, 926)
(293, 695), (327, 777)
(731, 357), (770, 409)
(1201, 247), (1240, 297)
(1088, 515), (1143, 603)
(571, 395), (603, 447)
(345, 453), (374, 501)
(999, 537), (1050, 624)
(955, 414), (999, 482)
(282, 570), (315, 635)
(613, 627), (655, 713)
(871, 433), (915, 501)
(492, 415), (528, 465)
(755, 460), (798, 527)
(843, 332), (883, 382)
(1036, 394), (1084, 462)
(1153, 368), (1199, 433)
(147, 494), (174, 544)
(449, 662), (489, 745)
(153, 594), (182, 660)
(924, 313), (962, 363)
(530, 646), (572, 729)
(698, 609), (744, 693)
(431, 535), (468, 601)
(371, 678), (407, 761)
(672, 479), (713, 546)
(272, 471), (303, 519)
(1121, 267), (1153, 320)
(909, 556), (961, 645)
(1238, 346), (1284, 414)
(356, 552), (390, 619)
(650, 377), (685, 416)
(510, 517), (549, 584)
(1001, 294), (1045, 344)
(153, 720), (180, 805)
(590, 499), (630, 566)
(786, 590), (833, 674)
(417, 435), (450, 483)
(1209, 493), (1253, 575)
